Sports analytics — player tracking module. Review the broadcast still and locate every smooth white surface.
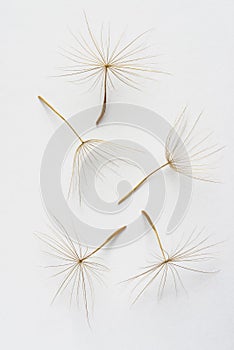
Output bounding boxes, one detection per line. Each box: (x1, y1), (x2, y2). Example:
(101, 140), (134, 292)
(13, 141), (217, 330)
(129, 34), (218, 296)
(0, 0), (234, 349)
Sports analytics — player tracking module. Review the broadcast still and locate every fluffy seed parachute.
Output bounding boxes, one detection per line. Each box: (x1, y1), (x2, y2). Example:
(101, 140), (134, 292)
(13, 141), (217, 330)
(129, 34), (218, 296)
(58, 13), (168, 124)
(36, 221), (126, 323)
(118, 107), (223, 204)
(124, 210), (219, 303)
(38, 95), (132, 202)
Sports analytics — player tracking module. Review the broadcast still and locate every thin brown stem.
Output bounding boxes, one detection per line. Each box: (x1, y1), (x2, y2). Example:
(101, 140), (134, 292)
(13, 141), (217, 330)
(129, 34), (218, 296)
(96, 66), (108, 125)
(38, 95), (84, 143)
(142, 210), (166, 260)
(82, 225), (126, 261)
(118, 162), (170, 204)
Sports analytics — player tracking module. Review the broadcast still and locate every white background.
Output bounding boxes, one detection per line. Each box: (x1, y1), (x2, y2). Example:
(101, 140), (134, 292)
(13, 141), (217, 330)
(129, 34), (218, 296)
(1, 0), (234, 349)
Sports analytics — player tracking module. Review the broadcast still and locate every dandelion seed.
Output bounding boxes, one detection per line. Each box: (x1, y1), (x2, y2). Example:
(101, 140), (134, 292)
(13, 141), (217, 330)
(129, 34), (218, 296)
(124, 210), (219, 303)
(58, 13), (168, 124)
(118, 107), (223, 204)
(38, 95), (131, 201)
(36, 221), (126, 323)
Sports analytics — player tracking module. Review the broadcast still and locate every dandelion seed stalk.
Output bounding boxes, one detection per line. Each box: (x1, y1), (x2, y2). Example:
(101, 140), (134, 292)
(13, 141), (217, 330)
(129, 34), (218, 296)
(142, 210), (166, 260)
(118, 162), (170, 204)
(38, 95), (84, 144)
(96, 65), (108, 125)
(82, 225), (126, 260)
